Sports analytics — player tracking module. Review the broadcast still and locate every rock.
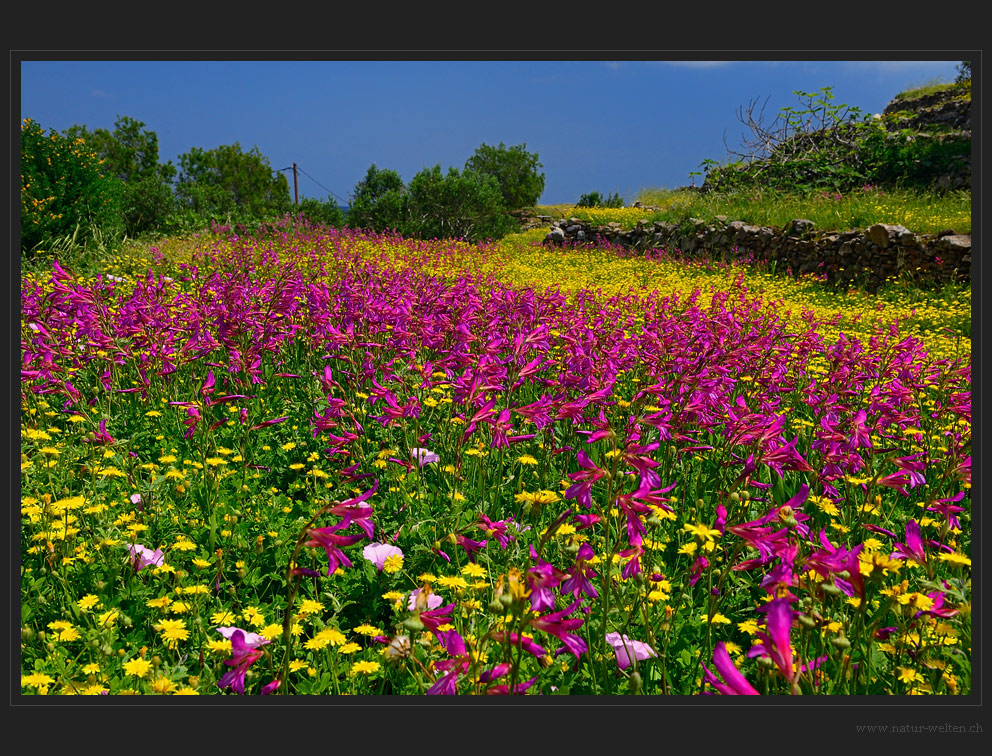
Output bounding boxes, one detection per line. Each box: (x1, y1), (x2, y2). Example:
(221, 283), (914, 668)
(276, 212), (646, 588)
(784, 219), (815, 237)
(867, 223), (909, 248)
(545, 227), (565, 244)
(937, 234), (971, 252)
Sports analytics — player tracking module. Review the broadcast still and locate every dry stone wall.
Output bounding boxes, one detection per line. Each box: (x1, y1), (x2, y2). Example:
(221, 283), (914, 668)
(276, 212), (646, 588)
(544, 216), (971, 290)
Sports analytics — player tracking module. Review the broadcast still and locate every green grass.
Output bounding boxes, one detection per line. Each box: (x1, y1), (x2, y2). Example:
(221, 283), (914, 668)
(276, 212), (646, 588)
(630, 187), (970, 235)
(891, 78), (968, 102)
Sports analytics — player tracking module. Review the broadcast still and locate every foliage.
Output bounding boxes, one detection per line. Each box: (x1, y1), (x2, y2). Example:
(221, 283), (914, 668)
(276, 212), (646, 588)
(955, 61), (971, 84)
(405, 165), (516, 241)
(296, 196), (346, 228)
(464, 142), (545, 211)
(701, 86), (970, 194)
(65, 116), (178, 237)
(175, 142), (291, 223)
(576, 191), (624, 208)
(20, 118), (124, 253)
(346, 164), (407, 233)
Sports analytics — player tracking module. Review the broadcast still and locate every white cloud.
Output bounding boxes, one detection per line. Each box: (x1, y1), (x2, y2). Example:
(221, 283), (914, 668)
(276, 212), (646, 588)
(659, 60), (734, 69)
(841, 60), (959, 72)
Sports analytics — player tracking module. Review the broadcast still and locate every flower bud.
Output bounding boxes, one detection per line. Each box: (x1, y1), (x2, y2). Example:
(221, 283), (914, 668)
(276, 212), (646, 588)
(629, 671), (643, 694)
(152, 655), (162, 668)
(20, 627), (34, 642)
(36, 631), (46, 643)
(820, 582), (841, 596)
(729, 492), (740, 503)
(758, 655), (774, 668)
(798, 614), (817, 629)
(402, 613), (425, 633)
(831, 636), (851, 650)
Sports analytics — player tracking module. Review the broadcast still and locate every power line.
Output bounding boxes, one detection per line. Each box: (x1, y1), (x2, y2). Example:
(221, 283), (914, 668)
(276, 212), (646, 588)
(296, 165), (347, 205)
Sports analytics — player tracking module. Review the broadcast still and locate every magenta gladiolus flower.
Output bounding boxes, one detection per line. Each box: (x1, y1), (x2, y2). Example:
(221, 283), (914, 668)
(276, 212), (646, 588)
(748, 597), (795, 682)
(703, 642), (760, 695)
(362, 542), (403, 571)
(605, 632), (657, 670)
(217, 628), (268, 694)
(892, 519), (927, 564)
(527, 545), (566, 612)
(304, 525), (364, 576)
(127, 543), (164, 571)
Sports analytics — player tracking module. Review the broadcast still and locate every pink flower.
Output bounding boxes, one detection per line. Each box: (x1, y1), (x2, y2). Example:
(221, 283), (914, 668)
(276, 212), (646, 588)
(407, 587), (444, 611)
(605, 632), (657, 670)
(126, 543), (164, 571)
(410, 447), (440, 467)
(216, 626), (269, 649)
(362, 542), (404, 571)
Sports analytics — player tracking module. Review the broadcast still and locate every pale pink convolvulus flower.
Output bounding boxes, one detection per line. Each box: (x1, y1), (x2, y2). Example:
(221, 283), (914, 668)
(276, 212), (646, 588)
(411, 447), (440, 467)
(605, 632), (657, 670)
(216, 626), (269, 648)
(127, 543), (165, 572)
(362, 542), (404, 571)
(407, 587), (444, 611)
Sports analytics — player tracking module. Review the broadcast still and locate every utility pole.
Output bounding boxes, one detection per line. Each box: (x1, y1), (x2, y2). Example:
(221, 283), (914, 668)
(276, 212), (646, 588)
(292, 162), (299, 205)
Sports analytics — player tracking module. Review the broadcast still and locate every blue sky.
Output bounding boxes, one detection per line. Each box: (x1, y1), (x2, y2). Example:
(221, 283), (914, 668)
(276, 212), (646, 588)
(19, 58), (963, 205)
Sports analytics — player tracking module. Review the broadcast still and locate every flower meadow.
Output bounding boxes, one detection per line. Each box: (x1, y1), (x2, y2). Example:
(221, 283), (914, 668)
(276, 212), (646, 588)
(19, 222), (971, 696)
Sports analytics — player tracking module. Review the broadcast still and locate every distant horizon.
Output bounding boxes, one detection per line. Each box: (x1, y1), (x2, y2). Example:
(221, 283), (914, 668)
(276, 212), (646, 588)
(20, 58), (965, 205)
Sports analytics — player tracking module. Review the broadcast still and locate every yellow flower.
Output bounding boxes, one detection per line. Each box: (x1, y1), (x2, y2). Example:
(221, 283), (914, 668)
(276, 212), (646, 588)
(259, 623), (285, 641)
(122, 658), (152, 678)
(77, 594), (101, 612)
(22, 672), (55, 689)
(155, 619), (190, 649)
(461, 563), (487, 578)
(353, 623), (382, 636)
(349, 661), (381, 676)
(297, 599), (324, 616)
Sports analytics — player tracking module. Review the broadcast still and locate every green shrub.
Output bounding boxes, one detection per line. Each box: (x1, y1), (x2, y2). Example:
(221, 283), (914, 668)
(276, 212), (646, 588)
(346, 164), (408, 233)
(576, 191), (624, 208)
(175, 142), (291, 224)
(405, 165), (515, 242)
(296, 196), (346, 228)
(65, 116), (177, 237)
(20, 118), (124, 252)
(464, 142), (545, 211)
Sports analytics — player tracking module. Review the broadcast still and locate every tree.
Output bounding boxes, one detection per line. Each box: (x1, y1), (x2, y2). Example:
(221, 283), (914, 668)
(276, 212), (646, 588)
(21, 117), (123, 251)
(65, 116), (177, 236)
(296, 195), (346, 228)
(955, 61), (971, 84)
(405, 165), (515, 242)
(576, 190), (624, 208)
(175, 142), (290, 221)
(464, 142), (545, 210)
(346, 164), (407, 232)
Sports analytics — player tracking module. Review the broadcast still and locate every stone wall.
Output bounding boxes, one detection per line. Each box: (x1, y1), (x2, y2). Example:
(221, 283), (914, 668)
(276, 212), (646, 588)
(544, 216), (971, 290)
